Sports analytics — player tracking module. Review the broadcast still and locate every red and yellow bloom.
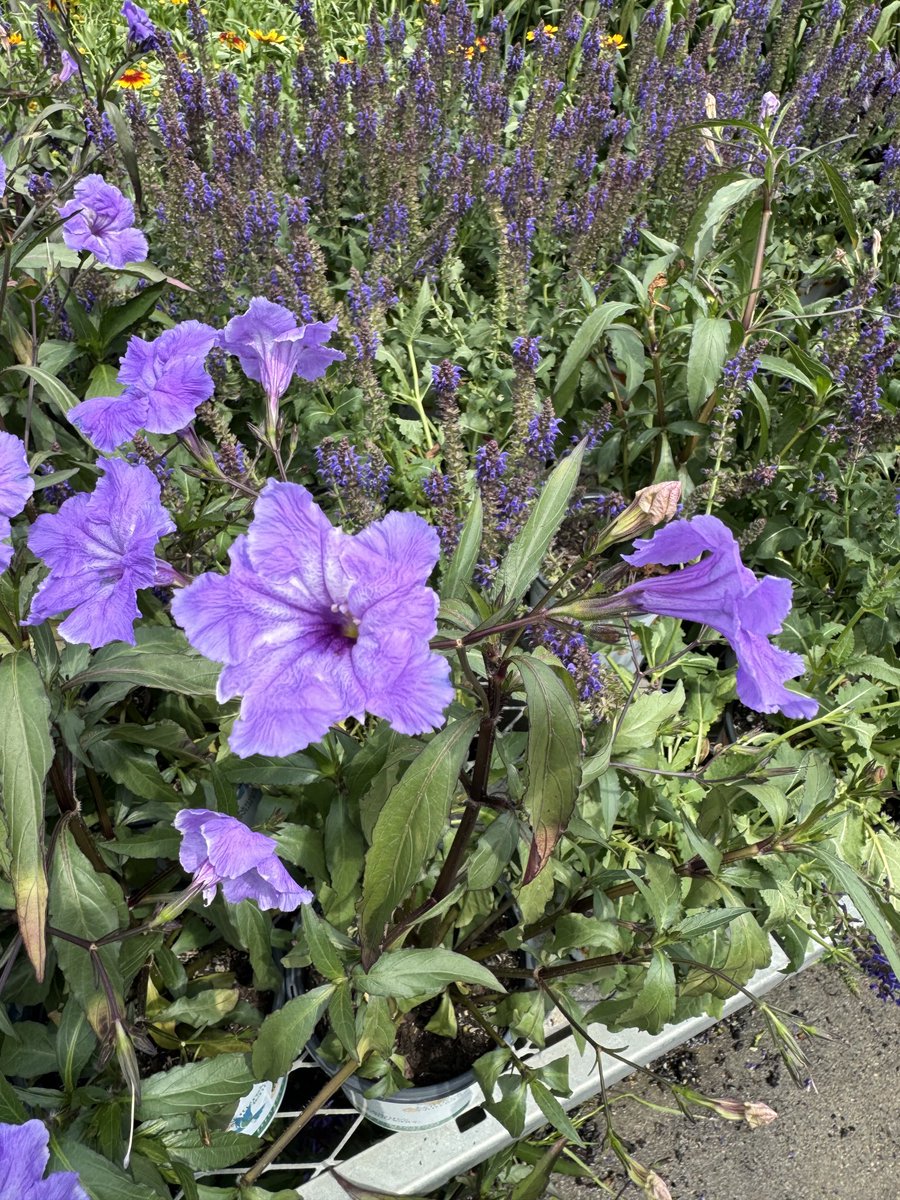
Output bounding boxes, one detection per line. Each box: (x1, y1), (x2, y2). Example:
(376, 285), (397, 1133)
(116, 66), (152, 89)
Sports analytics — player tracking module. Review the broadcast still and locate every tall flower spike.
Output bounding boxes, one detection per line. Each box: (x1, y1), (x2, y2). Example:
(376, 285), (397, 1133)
(618, 516), (817, 719)
(0, 431), (34, 573)
(57, 175), (148, 267)
(173, 809), (312, 911)
(219, 298), (344, 439)
(0, 1120), (88, 1200)
(68, 320), (218, 451)
(25, 458), (175, 648)
(171, 481), (454, 757)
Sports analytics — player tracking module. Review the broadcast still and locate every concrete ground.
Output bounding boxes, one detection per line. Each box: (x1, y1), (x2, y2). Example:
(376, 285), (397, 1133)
(548, 963), (900, 1200)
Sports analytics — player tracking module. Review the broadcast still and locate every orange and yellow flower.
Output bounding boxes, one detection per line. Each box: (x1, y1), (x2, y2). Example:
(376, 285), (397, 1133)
(116, 66), (152, 89)
(336, 54), (354, 65)
(7, 31), (24, 46)
(603, 33), (626, 49)
(526, 24), (557, 41)
(249, 28), (286, 44)
(219, 30), (248, 51)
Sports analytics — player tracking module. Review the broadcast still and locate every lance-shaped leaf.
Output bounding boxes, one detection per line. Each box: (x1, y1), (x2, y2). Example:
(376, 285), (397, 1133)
(0, 652), (53, 980)
(359, 712), (479, 951)
(515, 656), (582, 883)
(496, 441), (585, 605)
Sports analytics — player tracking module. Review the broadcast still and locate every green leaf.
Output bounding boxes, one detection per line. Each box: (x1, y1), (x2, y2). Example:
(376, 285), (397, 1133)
(252, 985), (335, 1082)
(819, 159), (859, 249)
(0, 652), (53, 980)
(162, 1130), (261, 1171)
(85, 363), (123, 401)
(0, 1074), (27, 1123)
(98, 281), (167, 354)
(139, 1054), (257, 1118)
(628, 854), (682, 931)
(89, 740), (175, 802)
(50, 827), (128, 1038)
(333, 1172), (431, 1200)
(625, 949), (676, 1033)
(807, 846), (900, 983)
(515, 656), (582, 883)
(509, 1138), (569, 1200)
(686, 175), (764, 269)
(496, 441), (586, 604)
(13, 242), (81, 271)
(3, 364), (80, 417)
(527, 1078), (583, 1145)
(442, 490), (482, 601)
(50, 1137), (160, 1200)
(554, 302), (634, 412)
(64, 628), (221, 696)
(676, 907), (751, 940)
(359, 712), (480, 950)
(756, 352), (819, 396)
(302, 905), (345, 982)
(467, 810), (520, 891)
(686, 316), (732, 415)
(612, 682), (685, 753)
(358, 948), (503, 1000)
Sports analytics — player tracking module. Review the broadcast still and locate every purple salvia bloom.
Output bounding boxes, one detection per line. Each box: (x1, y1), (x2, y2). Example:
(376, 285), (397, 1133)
(0, 431), (34, 573)
(57, 50), (79, 84)
(68, 320), (218, 451)
(121, 0), (156, 46)
(618, 516), (817, 719)
(174, 809), (312, 910)
(0, 1120), (88, 1200)
(57, 175), (148, 267)
(171, 482), (454, 757)
(220, 297), (345, 406)
(25, 458), (175, 648)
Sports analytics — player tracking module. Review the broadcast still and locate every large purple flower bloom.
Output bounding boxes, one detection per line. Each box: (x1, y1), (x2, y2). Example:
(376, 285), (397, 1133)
(174, 808), (313, 910)
(121, 0), (157, 45)
(25, 458), (175, 648)
(171, 481), (454, 757)
(57, 175), (148, 268)
(0, 1119), (88, 1200)
(219, 299), (344, 433)
(618, 516), (817, 719)
(0, 431), (34, 573)
(68, 320), (218, 451)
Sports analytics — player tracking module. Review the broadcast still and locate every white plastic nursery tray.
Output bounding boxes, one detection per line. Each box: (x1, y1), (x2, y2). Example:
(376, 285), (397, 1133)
(214, 936), (824, 1198)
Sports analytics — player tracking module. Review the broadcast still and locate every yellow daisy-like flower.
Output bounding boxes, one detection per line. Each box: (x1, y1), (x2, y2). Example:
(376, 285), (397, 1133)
(336, 54), (354, 64)
(219, 30), (248, 51)
(526, 24), (557, 42)
(7, 31), (24, 46)
(116, 66), (152, 89)
(249, 28), (286, 44)
(603, 33), (626, 48)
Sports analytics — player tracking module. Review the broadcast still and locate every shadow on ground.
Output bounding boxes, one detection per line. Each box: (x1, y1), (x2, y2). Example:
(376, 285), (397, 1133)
(548, 963), (900, 1200)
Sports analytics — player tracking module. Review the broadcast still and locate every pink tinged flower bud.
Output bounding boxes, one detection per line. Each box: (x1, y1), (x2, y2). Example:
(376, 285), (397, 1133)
(591, 481), (682, 555)
(626, 1158), (673, 1200)
(744, 1101), (778, 1128)
(759, 92), (780, 120)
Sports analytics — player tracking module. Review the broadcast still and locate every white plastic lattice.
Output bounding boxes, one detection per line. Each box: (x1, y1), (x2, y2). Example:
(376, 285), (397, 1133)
(202, 937), (824, 1197)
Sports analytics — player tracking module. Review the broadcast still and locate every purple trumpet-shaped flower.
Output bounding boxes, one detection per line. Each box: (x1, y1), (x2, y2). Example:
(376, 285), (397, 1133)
(617, 516), (817, 719)
(219, 298), (344, 436)
(121, 0), (156, 46)
(0, 431), (34, 573)
(171, 481), (454, 757)
(0, 157), (6, 200)
(57, 174), (148, 268)
(174, 809), (312, 911)
(0, 1120), (88, 1200)
(68, 320), (218, 451)
(25, 458), (175, 648)
(56, 50), (79, 84)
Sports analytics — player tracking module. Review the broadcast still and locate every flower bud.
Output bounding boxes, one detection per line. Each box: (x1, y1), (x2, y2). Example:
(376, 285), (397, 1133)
(626, 1158), (674, 1200)
(744, 1100), (778, 1128)
(759, 91), (780, 120)
(590, 481), (681, 556)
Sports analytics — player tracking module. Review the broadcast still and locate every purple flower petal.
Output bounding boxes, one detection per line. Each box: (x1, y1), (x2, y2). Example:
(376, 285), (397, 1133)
(220, 298), (343, 403)
(69, 321), (217, 451)
(173, 483), (451, 756)
(25, 459), (174, 648)
(0, 1120), (88, 1200)
(58, 175), (148, 268)
(0, 431), (33, 518)
(173, 809), (313, 913)
(619, 515), (817, 720)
